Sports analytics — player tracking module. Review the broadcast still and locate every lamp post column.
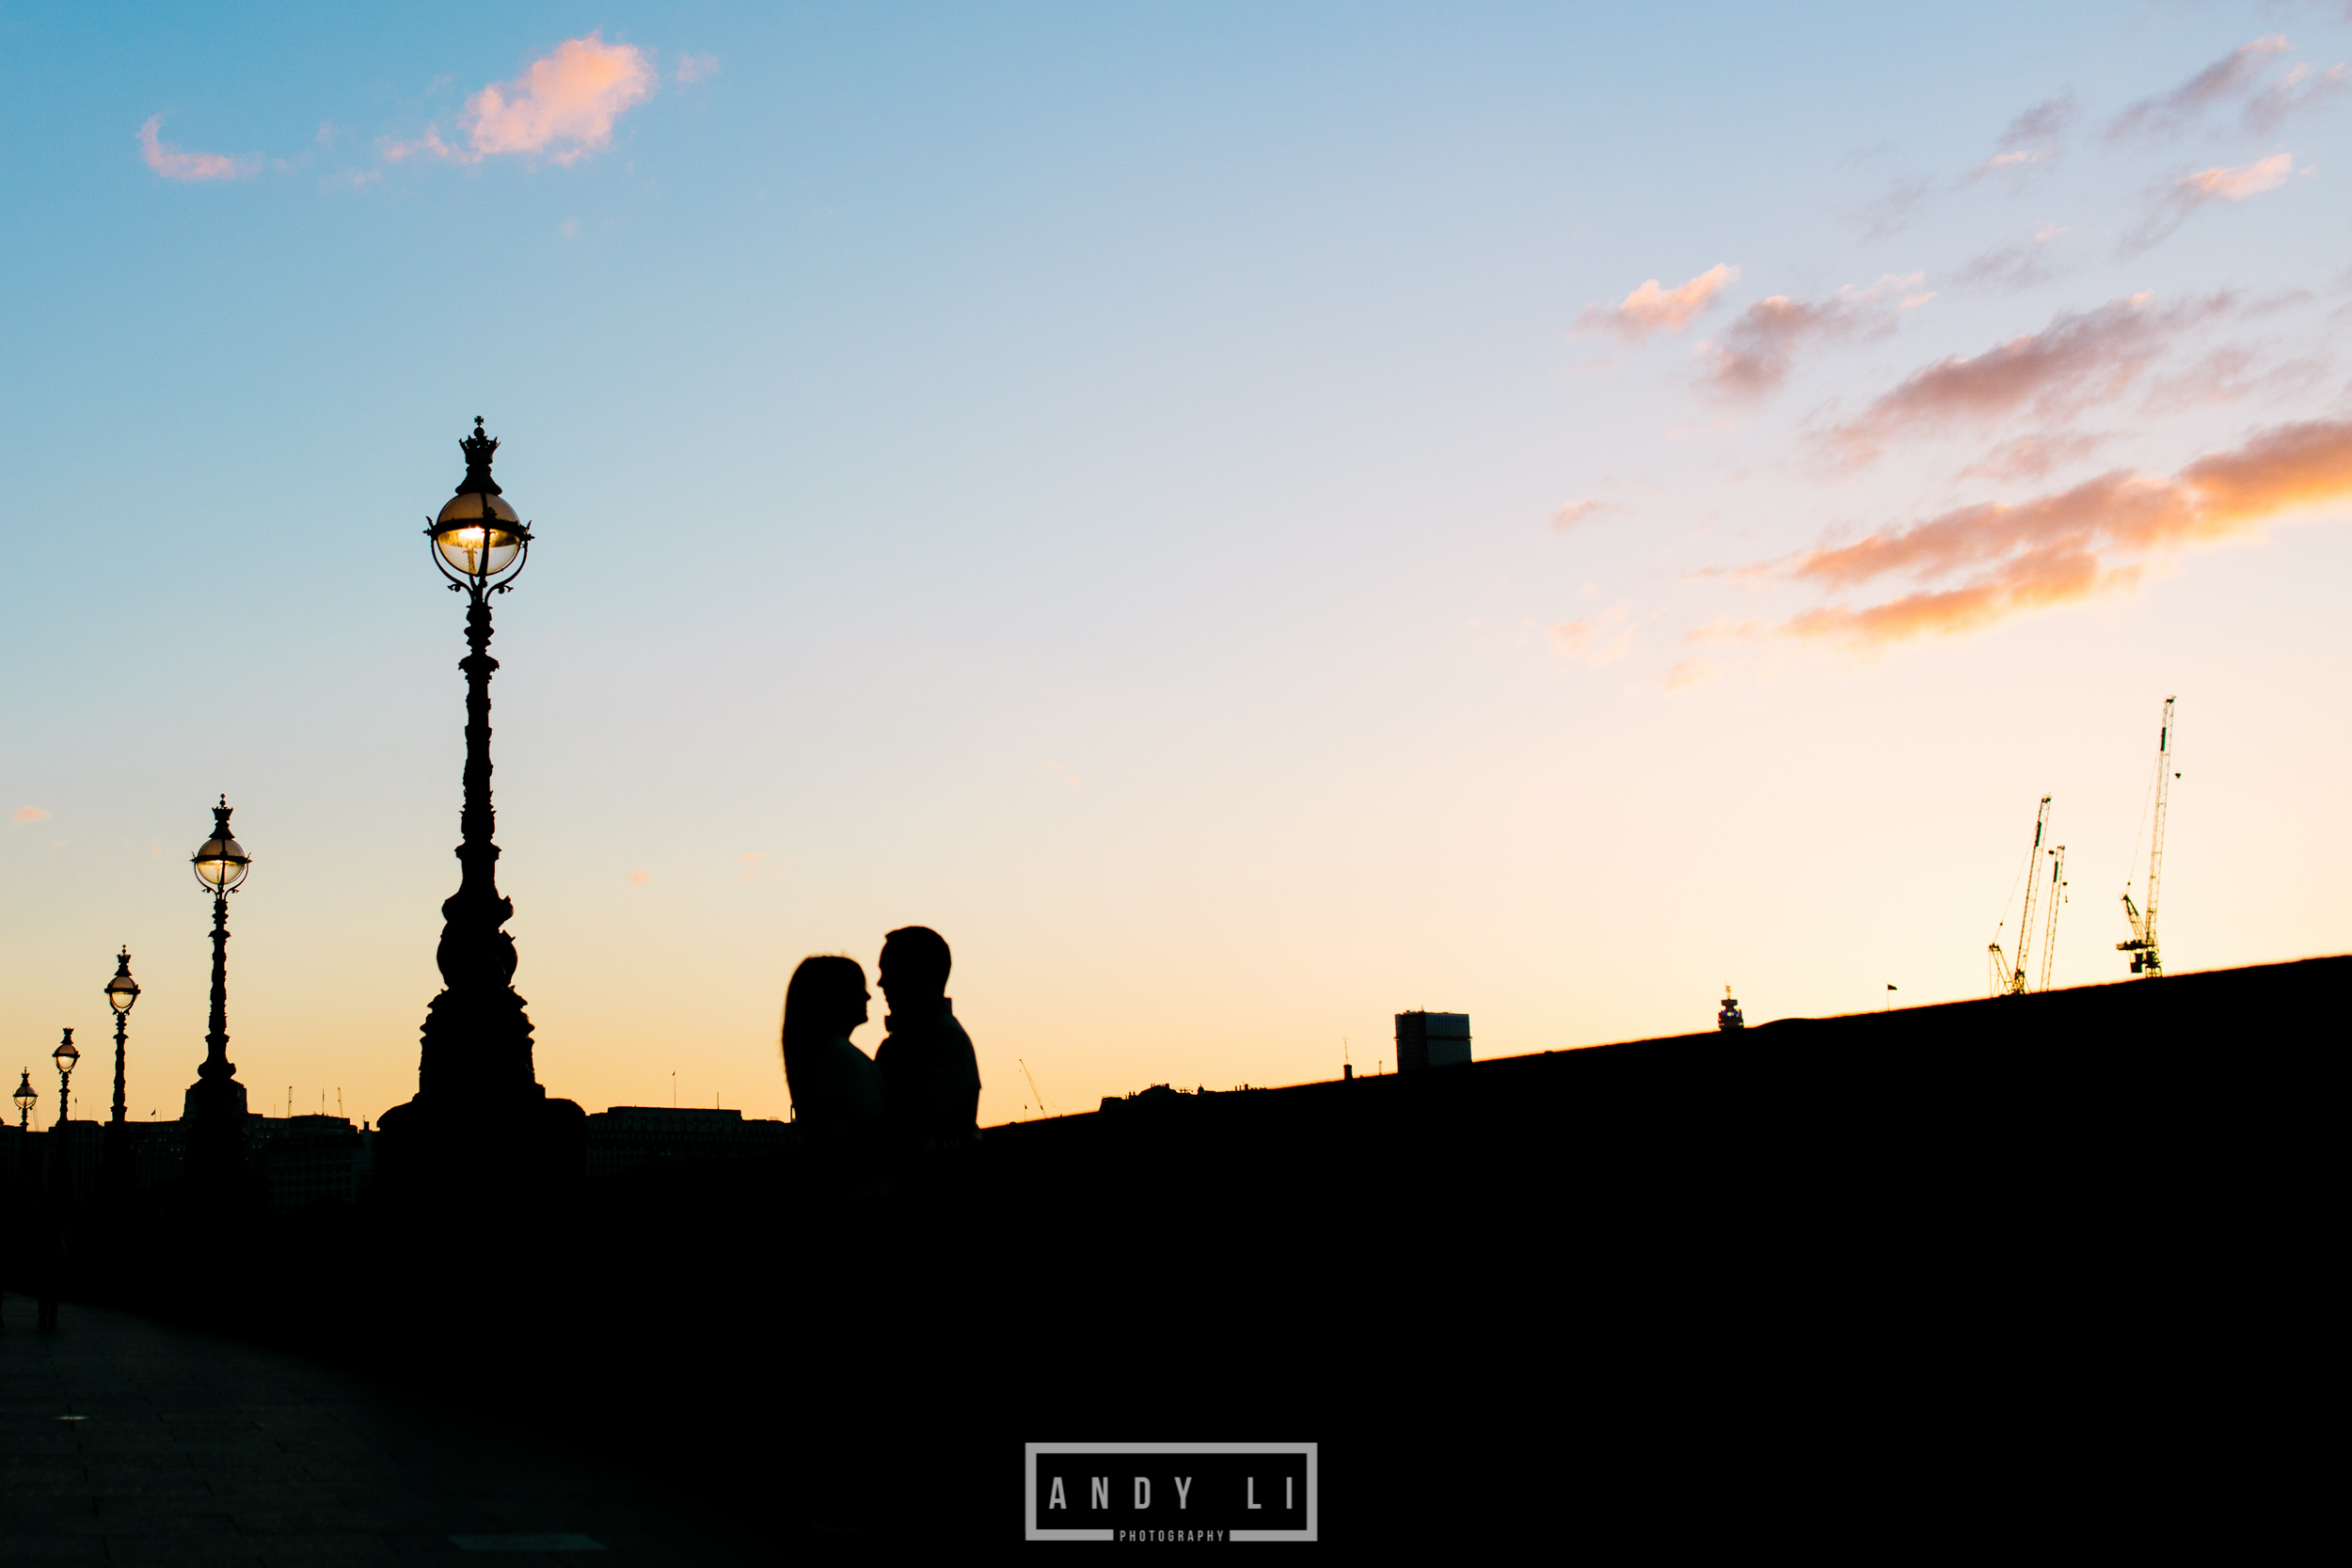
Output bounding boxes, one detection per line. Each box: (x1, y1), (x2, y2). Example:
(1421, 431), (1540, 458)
(382, 418), (584, 1200)
(103, 949), (141, 1204)
(185, 799), (252, 1195)
(50, 1030), (79, 1206)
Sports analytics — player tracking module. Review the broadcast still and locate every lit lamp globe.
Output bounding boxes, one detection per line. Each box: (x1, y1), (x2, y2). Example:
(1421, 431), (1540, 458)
(54, 1030), (78, 1104)
(105, 951), (140, 1015)
(12, 1069), (34, 1126)
(428, 420), (532, 593)
(193, 822), (251, 893)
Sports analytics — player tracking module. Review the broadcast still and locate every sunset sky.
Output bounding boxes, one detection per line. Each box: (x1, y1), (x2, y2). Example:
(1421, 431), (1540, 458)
(5, 3), (2349, 1129)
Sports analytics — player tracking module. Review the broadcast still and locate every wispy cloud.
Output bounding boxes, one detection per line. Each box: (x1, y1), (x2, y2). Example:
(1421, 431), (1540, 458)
(1954, 224), (2071, 293)
(138, 117), (257, 182)
(1820, 293), (2230, 467)
(1696, 274), (1931, 403)
(1850, 175), (1935, 239)
(1572, 264), (1739, 341)
(675, 54), (720, 84)
(1968, 94), (2079, 182)
(2121, 153), (2295, 254)
(1549, 498), (1620, 533)
(11, 806), (49, 825)
(2106, 35), (2293, 142)
(1661, 657), (1718, 693)
(385, 34), (655, 166)
(1763, 417), (2352, 647)
(737, 851), (771, 881)
(1959, 432), (2113, 483)
(626, 867), (653, 886)
(2245, 61), (2348, 133)
(1549, 605), (1634, 666)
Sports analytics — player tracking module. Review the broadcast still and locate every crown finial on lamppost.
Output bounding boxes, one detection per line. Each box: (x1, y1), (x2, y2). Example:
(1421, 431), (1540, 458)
(456, 416), (502, 497)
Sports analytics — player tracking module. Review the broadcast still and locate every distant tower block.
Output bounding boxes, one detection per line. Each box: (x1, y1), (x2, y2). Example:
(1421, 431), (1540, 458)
(1394, 1011), (1471, 1071)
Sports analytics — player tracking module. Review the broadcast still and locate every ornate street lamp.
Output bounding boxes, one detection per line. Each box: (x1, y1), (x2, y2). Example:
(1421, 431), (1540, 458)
(50, 1030), (79, 1202)
(52, 1030), (78, 1128)
(13, 1069), (34, 1130)
(104, 948), (139, 1126)
(185, 798), (252, 1189)
(101, 948), (141, 1201)
(383, 418), (580, 1192)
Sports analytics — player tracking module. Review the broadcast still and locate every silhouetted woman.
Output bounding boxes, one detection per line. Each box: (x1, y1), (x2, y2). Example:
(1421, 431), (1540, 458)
(780, 955), (887, 1180)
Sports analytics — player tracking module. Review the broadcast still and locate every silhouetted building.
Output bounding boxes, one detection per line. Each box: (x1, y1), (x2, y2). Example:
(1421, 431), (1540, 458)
(253, 1116), (373, 1210)
(1395, 1011), (1471, 1071)
(134, 1120), (185, 1192)
(583, 1107), (796, 1179)
(24, 1121), (110, 1198)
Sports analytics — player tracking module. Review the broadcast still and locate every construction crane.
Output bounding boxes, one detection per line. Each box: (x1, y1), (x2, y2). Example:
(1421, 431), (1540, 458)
(1988, 796), (2052, 996)
(2117, 697), (2177, 977)
(1019, 1057), (1055, 1121)
(2036, 845), (2066, 993)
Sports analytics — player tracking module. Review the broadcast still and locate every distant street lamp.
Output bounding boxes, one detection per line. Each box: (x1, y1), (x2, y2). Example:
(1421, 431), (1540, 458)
(50, 1029), (79, 1202)
(185, 798), (253, 1190)
(52, 1030), (78, 1128)
(13, 1069), (34, 1130)
(105, 948), (139, 1126)
(383, 418), (581, 1192)
(102, 948), (141, 1202)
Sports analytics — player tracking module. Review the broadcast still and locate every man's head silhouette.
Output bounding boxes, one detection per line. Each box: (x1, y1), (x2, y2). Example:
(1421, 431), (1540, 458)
(879, 926), (951, 1017)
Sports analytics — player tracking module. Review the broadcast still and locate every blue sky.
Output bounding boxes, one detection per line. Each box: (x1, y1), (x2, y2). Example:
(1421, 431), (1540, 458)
(5, 3), (2349, 1125)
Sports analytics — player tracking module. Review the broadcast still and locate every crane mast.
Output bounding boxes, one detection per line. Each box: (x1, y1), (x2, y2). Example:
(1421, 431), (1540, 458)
(2117, 697), (2176, 977)
(2037, 845), (2065, 993)
(1020, 1057), (1054, 1120)
(1989, 796), (2051, 996)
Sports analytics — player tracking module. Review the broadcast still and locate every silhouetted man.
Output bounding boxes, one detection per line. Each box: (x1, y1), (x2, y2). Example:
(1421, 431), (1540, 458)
(873, 927), (980, 1155)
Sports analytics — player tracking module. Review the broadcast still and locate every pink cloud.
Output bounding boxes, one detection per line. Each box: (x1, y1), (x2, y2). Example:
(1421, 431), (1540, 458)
(1549, 606), (1633, 666)
(2106, 35), (2293, 142)
(1762, 417), (2352, 647)
(1696, 275), (1927, 403)
(1573, 264), (1738, 341)
(1661, 657), (1718, 693)
(1821, 293), (2229, 466)
(11, 806), (49, 825)
(626, 867), (653, 886)
(385, 34), (655, 166)
(2122, 154), (2295, 253)
(2246, 62), (2348, 133)
(2184, 152), (2295, 201)
(1549, 498), (1619, 533)
(1967, 95), (2078, 182)
(1959, 432), (2113, 483)
(137, 117), (257, 182)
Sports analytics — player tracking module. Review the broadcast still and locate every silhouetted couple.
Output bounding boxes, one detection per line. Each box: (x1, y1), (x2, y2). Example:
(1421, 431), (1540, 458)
(781, 926), (979, 1183)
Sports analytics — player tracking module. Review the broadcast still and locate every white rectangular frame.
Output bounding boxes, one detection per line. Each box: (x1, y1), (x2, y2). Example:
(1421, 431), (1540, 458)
(1024, 1441), (1317, 1543)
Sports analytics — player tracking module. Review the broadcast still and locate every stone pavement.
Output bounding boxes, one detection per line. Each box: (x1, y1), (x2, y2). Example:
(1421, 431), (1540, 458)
(0, 1294), (776, 1564)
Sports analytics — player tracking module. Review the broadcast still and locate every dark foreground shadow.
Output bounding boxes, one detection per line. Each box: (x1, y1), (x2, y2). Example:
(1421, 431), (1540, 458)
(9, 954), (2339, 1551)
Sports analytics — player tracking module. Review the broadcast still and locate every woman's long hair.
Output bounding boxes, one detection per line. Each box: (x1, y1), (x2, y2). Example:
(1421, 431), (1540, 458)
(781, 954), (866, 1121)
